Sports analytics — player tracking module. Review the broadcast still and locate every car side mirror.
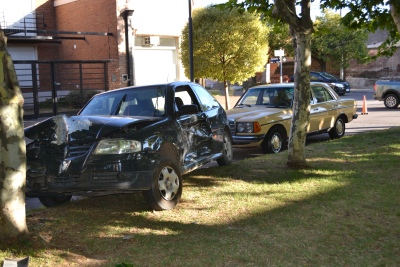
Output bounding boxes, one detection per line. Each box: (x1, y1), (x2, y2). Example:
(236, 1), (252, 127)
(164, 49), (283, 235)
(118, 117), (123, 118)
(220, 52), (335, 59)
(178, 104), (199, 115)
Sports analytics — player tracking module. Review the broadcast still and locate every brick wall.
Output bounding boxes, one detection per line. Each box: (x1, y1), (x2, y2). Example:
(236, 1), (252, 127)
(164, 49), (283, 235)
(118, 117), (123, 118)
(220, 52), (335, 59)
(36, 0), (59, 60)
(34, 0), (125, 90)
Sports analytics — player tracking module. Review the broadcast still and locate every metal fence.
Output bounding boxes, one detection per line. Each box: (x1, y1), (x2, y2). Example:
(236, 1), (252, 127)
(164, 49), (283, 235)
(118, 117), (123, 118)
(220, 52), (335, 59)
(13, 60), (110, 119)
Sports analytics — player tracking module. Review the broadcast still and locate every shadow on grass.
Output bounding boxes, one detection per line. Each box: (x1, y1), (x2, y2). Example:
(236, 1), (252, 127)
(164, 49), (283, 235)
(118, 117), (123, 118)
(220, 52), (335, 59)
(2, 128), (400, 266)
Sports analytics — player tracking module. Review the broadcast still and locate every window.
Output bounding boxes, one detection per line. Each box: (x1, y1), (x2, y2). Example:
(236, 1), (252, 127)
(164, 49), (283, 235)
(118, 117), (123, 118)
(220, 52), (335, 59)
(312, 86), (334, 103)
(80, 87), (166, 116)
(174, 85), (200, 112)
(241, 88), (262, 105)
(192, 85), (219, 111)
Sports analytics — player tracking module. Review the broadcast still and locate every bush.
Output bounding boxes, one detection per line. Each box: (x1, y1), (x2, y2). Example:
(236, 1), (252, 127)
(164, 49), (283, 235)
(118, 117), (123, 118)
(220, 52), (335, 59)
(39, 90), (101, 108)
(62, 90), (100, 107)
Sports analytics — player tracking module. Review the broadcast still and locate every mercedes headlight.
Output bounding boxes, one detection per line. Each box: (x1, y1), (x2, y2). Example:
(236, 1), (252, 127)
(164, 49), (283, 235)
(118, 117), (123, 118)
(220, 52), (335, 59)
(94, 139), (141, 154)
(237, 122), (261, 133)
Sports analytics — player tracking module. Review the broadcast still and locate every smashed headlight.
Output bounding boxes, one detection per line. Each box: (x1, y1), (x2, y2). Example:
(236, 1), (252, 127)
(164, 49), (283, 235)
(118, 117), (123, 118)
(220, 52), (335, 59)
(94, 139), (141, 154)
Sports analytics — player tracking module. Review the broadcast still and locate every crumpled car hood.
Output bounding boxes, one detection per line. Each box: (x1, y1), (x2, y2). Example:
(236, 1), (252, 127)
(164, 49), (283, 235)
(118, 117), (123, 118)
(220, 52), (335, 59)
(226, 106), (292, 122)
(24, 114), (149, 144)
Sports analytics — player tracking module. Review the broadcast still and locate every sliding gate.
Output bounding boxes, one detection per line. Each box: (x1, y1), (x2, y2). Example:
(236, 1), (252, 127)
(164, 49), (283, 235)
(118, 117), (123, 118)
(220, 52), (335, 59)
(13, 60), (110, 119)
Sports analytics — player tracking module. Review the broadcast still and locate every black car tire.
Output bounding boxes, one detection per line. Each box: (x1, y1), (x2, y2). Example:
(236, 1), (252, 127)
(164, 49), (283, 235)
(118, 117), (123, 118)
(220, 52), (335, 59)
(217, 130), (233, 166)
(143, 158), (182, 211)
(38, 195), (72, 208)
(329, 116), (345, 139)
(261, 127), (287, 154)
(384, 94), (399, 109)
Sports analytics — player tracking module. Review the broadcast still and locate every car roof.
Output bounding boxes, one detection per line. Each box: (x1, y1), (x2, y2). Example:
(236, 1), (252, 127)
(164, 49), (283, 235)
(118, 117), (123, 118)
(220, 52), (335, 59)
(248, 82), (329, 90)
(94, 81), (198, 96)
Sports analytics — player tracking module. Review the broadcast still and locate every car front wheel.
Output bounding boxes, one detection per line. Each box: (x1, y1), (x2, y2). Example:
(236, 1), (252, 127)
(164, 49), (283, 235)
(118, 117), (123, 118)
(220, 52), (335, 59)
(143, 158), (182, 211)
(329, 117), (345, 139)
(261, 127), (286, 154)
(384, 94), (399, 109)
(217, 130), (233, 166)
(38, 195), (72, 207)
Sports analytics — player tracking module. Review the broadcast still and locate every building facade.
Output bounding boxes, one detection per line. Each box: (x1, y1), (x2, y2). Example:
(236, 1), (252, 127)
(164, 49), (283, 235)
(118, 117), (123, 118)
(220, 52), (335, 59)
(1, 0), (191, 91)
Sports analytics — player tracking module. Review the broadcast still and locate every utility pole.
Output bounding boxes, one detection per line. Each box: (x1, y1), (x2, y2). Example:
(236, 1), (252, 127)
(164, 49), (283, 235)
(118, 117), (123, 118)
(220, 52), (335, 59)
(188, 0), (194, 82)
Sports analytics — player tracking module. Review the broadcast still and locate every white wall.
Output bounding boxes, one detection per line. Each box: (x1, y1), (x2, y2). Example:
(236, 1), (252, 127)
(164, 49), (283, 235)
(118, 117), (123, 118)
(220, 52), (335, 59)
(116, 0), (190, 83)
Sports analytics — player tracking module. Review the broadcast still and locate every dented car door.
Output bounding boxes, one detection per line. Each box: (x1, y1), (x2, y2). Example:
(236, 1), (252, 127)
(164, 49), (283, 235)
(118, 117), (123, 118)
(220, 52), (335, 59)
(174, 85), (212, 163)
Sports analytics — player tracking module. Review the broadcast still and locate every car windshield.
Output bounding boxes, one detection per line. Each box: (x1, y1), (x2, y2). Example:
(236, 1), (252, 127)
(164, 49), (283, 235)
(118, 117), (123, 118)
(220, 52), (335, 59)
(319, 72), (339, 80)
(238, 87), (294, 108)
(79, 86), (166, 117)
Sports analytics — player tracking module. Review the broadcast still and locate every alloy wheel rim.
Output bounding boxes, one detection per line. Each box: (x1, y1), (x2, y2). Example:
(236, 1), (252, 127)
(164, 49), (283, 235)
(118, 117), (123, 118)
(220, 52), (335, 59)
(223, 135), (233, 160)
(158, 166), (179, 200)
(271, 134), (282, 153)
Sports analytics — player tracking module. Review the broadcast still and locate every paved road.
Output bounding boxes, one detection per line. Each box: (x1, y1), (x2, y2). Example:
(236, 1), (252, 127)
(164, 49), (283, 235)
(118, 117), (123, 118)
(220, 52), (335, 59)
(24, 88), (400, 210)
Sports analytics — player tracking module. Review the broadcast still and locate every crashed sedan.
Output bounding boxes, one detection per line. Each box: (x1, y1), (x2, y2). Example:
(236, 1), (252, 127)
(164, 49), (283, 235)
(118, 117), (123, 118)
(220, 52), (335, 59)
(226, 82), (358, 154)
(25, 82), (233, 210)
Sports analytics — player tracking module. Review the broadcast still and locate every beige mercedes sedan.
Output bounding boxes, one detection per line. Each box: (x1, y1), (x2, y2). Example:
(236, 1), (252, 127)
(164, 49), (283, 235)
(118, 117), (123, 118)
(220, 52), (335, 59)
(226, 82), (358, 153)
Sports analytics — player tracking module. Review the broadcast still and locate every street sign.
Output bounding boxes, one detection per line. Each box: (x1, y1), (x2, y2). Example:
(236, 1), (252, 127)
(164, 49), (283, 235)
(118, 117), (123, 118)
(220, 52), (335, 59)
(274, 49), (284, 57)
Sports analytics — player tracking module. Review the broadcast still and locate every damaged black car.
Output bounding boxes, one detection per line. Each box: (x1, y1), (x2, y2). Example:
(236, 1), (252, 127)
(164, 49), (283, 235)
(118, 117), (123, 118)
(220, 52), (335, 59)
(24, 82), (233, 210)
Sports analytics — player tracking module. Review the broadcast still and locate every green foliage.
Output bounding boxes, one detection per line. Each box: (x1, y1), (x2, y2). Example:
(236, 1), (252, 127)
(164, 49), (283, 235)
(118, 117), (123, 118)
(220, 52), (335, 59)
(39, 90), (100, 108)
(61, 89), (100, 107)
(312, 10), (369, 70)
(180, 6), (269, 83)
(266, 18), (294, 58)
(322, 0), (400, 57)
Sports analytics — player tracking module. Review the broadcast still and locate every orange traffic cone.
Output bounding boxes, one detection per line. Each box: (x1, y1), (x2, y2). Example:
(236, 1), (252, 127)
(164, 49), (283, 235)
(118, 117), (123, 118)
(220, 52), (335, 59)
(361, 95), (368, 115)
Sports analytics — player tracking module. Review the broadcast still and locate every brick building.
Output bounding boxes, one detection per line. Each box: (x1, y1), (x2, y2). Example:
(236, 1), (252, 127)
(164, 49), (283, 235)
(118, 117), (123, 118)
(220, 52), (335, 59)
(2, 0), (191, 91)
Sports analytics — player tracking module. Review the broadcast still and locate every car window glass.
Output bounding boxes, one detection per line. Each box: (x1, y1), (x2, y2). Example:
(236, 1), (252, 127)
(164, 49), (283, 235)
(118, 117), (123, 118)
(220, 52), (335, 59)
(192, 84), (219, 111)
(80, 91), (126, 115)
(174, 85), (200, 112)
(240, 88), (262, 105)
(320, 72), (337, 80)
(312, 86), (334, 103)
(310, 73), (319, 81)
(120, 88), (166, 116)
(270, 88), (293, 107)
(80, 87), (166, 116)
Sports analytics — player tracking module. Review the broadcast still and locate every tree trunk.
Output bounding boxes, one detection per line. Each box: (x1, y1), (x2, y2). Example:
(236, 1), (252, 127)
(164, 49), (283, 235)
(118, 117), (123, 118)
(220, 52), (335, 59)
(223, 80), (231, 110)
(0, 29), (28, 240)
(390, 3), (400, 34)
(287, 30), (312, 168)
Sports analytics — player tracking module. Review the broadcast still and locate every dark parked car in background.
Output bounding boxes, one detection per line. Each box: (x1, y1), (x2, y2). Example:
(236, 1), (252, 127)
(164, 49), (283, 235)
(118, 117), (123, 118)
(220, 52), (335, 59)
(24, 82), (233, 211)
(290, 71), (350, 95)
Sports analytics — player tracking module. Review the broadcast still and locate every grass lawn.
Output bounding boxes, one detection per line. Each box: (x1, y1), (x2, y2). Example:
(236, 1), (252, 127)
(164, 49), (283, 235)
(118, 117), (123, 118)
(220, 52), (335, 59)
(1, 128), (400, 266)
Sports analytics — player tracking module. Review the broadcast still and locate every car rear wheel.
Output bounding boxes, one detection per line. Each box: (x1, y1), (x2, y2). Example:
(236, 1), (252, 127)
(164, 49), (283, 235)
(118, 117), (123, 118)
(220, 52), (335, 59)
(384, 94), (399, 109)
(39, 195), (72, 208)
(217, 130), (233, 166)
(261, 127), (286, 154)
(143, 158), (182, 211)
(329, 117), (345, 139)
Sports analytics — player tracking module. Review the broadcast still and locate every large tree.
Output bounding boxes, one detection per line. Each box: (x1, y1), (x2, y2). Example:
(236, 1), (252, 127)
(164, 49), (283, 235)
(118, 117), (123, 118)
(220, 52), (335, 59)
(221, 0), (314, 167)
(0, 29), (28, 240)
(181, 6), (269, 109)
(221, 0), (400, 167)
(312, 10), (369, 73)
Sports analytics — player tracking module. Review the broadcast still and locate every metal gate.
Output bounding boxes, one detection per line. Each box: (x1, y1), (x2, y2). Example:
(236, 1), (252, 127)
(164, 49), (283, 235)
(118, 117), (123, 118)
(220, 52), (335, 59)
(13, 60), (110, 119)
